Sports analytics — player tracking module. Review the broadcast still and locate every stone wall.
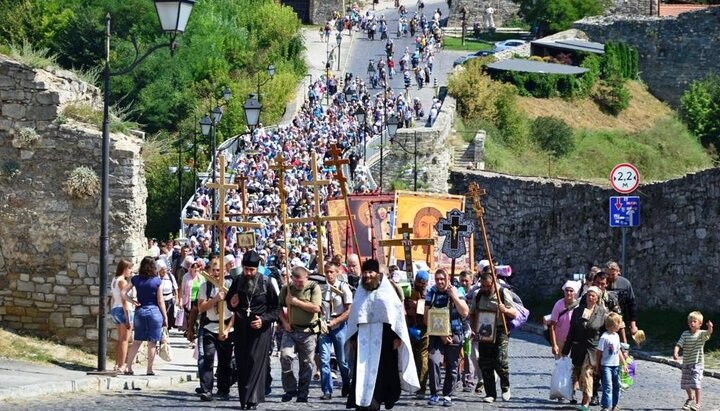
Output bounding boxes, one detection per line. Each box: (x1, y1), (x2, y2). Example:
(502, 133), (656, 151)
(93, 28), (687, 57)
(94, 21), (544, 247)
(379, 96), (455, 192)
(607, 0), (658, 16)
(448, 0), (519, 28)
(0, 55), (147, 348)
(574, 8), (720, 106)
(449, 168), (720, 312)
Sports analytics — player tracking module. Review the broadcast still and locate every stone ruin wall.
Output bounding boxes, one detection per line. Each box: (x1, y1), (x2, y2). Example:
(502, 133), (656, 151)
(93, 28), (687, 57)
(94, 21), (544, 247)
(449, 168), (720, 312)
(574, 7), (720, 106)
(0, 55), (147, 349)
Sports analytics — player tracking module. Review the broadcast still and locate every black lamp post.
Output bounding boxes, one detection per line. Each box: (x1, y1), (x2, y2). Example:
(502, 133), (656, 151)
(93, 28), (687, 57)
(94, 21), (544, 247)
(385, 114), (400, 191)
(335, 32), (343, 71)
(256, 65), (275, 102)
(354, 106), (366, 159)
(97, 0), (196, 374)
(325, 33), (343, 106)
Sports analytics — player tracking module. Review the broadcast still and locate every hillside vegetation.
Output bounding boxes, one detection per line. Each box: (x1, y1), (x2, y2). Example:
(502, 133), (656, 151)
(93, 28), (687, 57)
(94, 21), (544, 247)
(450, 67), (714, 183)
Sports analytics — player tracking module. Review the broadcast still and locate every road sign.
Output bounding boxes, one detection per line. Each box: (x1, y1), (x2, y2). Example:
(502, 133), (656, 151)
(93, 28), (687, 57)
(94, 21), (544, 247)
(609, 196), (640, 227)
(610, 163), (640, 194)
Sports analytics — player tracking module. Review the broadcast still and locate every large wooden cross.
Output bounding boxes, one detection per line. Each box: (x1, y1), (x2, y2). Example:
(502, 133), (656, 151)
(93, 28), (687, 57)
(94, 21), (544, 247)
(378, 222), (434, 281)
(324, 143), (361, 259)
(467, 182), (508, 335)
(270, 152), (293, 276)
(286, 152), (347, 276)
(182, 154), (262, 335)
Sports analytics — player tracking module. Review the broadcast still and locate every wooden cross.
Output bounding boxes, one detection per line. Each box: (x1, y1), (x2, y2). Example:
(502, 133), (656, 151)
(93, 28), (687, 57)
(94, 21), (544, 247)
(324, 143), (361, 259)
(270, 152), (294, 276)
(378, 222), (434, 281)
(226, 172), (276, 221)
(466, 182), (507, 335)
(182, 154), (262, 335)
(286, 152), (348, 276)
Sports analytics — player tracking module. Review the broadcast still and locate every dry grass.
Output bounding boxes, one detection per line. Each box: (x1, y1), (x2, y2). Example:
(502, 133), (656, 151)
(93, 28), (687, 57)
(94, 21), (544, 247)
(515, 81), (674, 133)
(0, 328), (98, 369)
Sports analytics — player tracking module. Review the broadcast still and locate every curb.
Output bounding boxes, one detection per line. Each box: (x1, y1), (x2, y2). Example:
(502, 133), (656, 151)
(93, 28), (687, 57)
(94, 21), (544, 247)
(0, 372), (196, 402)
(521, 322), (720, 379)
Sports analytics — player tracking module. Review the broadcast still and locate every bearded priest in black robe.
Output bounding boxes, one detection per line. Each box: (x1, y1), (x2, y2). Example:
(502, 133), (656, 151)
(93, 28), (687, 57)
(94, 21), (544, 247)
(226, 250), (280, 410)
(345, 259), (419, 410)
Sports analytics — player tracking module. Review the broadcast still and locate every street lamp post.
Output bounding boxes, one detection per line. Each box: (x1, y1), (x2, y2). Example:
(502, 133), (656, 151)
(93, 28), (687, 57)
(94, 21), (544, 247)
(256, 65), (275, 102)
(243, 94), (262, 138)
(97, 0), (196, 374)
(325, 32), (343, 106)
(385, 114), (400, 191)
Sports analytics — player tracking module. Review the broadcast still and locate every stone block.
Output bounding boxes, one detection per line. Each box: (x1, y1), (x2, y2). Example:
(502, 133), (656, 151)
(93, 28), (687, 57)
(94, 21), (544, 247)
(56, 275), (72, 285)
(20, 149), (34, 160)
(49, 312), (64, 327)
(71, 252), (89, 262)
(17, 281), (35, 292)
(68, 285), (89, 296)
(696, 228), (707, 239)
(35, 283), (52, 294)
(0, 307), (5, 315)
(71, 305), (90, 316)
(0, 117), (14, 131)
(1, 103), (24, 119)
(0, 89), (25, 101)
(86, 328), (98, 340)
(31, 276), (45, 283)
(45, 294), (55, 302)
(24, 323), (40, 330)
(5, 306), (25, 316)
(83, 297), (99, 306)
(34, 301), (54, 308)
(36, 91), (60, 105)
(52, 285), (68, 295)
(19, 273), (30, 282)
(65, 317), (83, 328)
(56, 295), (81, 305)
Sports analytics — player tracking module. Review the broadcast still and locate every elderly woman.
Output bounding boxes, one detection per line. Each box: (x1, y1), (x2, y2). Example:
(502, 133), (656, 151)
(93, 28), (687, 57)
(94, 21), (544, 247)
(122, 256), (167, 375)
(549, 280), (581, 358)
(562, 286), (608, 411)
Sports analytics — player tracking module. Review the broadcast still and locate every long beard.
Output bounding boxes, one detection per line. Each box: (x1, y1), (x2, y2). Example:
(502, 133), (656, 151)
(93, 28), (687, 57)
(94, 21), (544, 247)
(361, 274), (382, 291)
(243, 277), (257, 293)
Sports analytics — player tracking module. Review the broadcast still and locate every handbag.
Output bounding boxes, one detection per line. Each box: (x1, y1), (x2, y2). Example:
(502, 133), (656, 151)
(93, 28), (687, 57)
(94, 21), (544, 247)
(158, 327), (173, 362)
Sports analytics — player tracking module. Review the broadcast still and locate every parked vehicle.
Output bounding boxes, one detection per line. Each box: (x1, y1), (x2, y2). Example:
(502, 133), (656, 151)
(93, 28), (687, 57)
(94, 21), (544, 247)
(452, 49), (495, 67)
(493, 39), (527, 52)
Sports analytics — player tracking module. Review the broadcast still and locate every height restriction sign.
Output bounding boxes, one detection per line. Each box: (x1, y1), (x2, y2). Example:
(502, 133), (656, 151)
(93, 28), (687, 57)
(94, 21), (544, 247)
(610, 163), (640, 194)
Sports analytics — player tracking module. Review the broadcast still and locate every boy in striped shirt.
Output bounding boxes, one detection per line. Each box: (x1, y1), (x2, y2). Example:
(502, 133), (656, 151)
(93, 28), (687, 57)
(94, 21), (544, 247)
(673, 311), (713, 411)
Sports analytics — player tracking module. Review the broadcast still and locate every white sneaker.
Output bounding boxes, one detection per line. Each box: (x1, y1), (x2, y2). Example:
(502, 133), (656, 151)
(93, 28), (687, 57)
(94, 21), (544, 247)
(501, 389), (511, 401)
(482, 396), (495, 403)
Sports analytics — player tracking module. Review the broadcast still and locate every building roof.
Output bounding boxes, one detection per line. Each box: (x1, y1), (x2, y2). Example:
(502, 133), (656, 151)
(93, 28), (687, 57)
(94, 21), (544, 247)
(531, 39), (605, 54)
(486, 59), (589, 75)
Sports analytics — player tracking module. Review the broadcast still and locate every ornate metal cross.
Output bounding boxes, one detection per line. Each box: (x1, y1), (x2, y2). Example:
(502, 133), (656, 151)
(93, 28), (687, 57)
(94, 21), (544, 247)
(378, 222), (434, 281)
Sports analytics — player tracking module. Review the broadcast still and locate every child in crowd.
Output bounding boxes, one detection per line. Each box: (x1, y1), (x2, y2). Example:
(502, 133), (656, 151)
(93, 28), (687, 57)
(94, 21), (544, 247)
(595, 312), (627, 411)
(673, 311), (714, 411)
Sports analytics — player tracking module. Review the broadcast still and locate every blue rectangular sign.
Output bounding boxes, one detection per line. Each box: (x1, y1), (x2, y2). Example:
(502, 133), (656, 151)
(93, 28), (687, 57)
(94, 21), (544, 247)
(609, 196), (640, 227)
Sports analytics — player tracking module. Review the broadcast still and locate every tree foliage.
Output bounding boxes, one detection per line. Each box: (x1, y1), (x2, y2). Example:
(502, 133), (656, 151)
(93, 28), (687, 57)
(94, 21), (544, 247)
(513, 0), (605, 36)
(680, 73), (720, 149)
(531, 116), (574, 157)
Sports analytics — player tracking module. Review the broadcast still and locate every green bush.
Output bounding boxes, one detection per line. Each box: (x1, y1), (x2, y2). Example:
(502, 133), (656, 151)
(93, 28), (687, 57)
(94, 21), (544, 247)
(680, 73), (720, 149)
(602, 41), (638, 81)
(530, 116), (574, 157)
(580, 54), (601, 95)
(594, 76), (631, 115)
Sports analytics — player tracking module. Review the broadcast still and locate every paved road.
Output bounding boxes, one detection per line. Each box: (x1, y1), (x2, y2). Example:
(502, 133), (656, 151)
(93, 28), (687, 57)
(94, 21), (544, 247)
(8, 331), (720, 410)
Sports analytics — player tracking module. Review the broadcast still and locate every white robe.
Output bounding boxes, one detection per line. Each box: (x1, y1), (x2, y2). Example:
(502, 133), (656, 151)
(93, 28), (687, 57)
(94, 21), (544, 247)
(346, 277), (420, 406)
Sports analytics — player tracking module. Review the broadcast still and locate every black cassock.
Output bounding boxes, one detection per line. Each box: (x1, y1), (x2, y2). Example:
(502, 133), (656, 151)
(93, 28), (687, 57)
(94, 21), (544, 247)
(346, 323), (401, 410)
(225, 274), (280, 408)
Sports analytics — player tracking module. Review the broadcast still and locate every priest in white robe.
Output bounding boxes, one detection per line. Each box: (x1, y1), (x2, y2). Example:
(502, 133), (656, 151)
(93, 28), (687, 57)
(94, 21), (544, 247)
(345, 259), (419, 410)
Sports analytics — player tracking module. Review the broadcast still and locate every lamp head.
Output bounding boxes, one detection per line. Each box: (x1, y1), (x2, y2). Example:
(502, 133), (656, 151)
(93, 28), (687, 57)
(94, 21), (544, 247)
(212, 105), (223, 124)
(336, 32), (343, 46)
(222, 86), (232, 102)
(243, 94), (262, 128)
(199, 115), (212, 136)
(267, 64), (276, 78)
(154, 0), (196, 33)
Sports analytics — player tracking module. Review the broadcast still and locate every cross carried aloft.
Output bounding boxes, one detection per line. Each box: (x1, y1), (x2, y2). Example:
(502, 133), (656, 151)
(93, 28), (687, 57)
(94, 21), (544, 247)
(182, 154), (261, 335)
(226, 171), (277, 248)
(467, 182), (508, 335)
(270, 152), (293, 276)
(435, 208), (474, 277)
(286, 152), (348, 276)
(324, 143), (361, 258)
(378, 222), (434, 281)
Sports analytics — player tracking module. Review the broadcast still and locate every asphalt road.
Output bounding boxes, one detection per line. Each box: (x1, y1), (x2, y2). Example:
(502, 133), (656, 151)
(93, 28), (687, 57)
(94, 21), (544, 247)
(8, 331), (720, 411)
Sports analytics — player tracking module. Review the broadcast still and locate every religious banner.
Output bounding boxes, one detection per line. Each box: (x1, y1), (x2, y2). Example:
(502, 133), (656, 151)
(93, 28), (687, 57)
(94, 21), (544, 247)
(326, 199), (350, 257)
(393, 191), (472, 271)
(344, 193), (394, 260)
(369, 198), (395, 263)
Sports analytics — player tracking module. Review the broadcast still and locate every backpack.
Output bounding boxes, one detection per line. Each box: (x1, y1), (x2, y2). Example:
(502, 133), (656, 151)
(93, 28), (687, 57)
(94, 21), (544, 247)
(499, 286), (529, 331)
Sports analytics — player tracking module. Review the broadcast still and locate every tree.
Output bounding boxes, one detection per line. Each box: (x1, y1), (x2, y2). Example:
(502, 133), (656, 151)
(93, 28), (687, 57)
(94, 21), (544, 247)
(680, 74), (720, 149)
(514, 0), (604, 36)
(531, 116), (574, 157)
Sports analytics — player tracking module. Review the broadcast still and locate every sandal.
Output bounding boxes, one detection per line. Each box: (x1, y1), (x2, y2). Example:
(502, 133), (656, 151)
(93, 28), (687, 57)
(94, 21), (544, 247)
(147, 371), (156, 376)
(124, 370), (134, 375)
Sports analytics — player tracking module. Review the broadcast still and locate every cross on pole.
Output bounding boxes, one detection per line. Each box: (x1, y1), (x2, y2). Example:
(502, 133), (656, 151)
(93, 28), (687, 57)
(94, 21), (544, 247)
(467, 182), (508, 335)
(435, 208), (474, 278)
(182, 155), (262, 335)
(378, 222), (434, 281)
(324, 143), (361, 259)
(286, 152), (348, 276)
(225, 172), (276, 249)
(270, 152), (294, 278)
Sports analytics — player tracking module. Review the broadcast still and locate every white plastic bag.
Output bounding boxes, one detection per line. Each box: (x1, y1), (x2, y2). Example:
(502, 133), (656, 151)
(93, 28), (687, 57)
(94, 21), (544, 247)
(549, 356), (573, 400)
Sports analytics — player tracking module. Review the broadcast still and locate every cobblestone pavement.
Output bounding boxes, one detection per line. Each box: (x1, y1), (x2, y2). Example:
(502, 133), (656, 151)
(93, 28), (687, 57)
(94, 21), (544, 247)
(7, 331), (720, 411)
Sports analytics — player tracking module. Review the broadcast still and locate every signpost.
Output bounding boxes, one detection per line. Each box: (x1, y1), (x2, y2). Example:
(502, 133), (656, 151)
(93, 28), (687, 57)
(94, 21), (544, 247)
(609, 164), (641, 279)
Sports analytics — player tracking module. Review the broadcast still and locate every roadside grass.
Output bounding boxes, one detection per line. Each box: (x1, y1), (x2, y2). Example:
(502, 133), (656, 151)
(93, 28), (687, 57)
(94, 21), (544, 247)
(0, 327), (98, 369)
(442, 36), (493, 51)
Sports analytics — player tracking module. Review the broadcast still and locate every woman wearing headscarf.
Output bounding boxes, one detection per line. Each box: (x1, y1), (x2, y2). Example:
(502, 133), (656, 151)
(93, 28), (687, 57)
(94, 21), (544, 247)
(562, 286), (608, 411)
(549, 280), (581, 358)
